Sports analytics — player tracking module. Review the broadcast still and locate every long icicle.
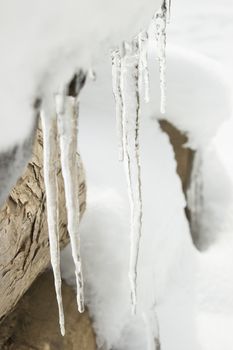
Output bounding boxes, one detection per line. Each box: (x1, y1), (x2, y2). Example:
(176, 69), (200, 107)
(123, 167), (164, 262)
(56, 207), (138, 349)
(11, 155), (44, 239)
(56, 94), (84, 313)
(41, 111), (65, 336)
(154, 0), (170, 114)
(120, 42), (143, 314)
(112, 48), (124, 161)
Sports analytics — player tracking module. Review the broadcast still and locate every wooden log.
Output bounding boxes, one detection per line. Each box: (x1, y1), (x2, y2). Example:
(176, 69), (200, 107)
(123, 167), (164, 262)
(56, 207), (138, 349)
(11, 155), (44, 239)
(0, 123), (86, 322)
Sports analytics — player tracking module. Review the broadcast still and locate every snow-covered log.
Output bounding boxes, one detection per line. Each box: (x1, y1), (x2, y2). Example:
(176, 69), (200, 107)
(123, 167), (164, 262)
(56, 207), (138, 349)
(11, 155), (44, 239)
(0, 122), (86, 322)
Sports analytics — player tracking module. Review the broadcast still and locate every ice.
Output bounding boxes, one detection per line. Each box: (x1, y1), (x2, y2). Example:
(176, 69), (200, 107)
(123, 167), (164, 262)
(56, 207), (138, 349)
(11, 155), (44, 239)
(56, 94), (84, 313)
(120, 42), (142, 313)
(153, 0), (170, 114)
(40, 110), (65, 336)
(138, 31), (150, 103)
(111, 49), (124, 161)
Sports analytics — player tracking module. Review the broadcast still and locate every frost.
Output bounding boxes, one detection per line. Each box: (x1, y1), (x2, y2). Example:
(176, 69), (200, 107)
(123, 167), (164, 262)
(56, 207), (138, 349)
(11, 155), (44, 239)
(120, 41), (143, 313)
(41, 110), (65, 336)
(56, 94), (84, 313)
(153, 0), (171, 113)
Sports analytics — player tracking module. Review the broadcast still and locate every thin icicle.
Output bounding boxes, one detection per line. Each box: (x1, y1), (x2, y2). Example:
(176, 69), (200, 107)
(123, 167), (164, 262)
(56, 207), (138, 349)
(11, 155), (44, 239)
(153, 0), (170, 114)
(56, 94), (85, 313)
(138, 31), (150, 103)
(41, 111), (65, 336)
(120, 42), (143, 314)
(111, 49), (124, 161)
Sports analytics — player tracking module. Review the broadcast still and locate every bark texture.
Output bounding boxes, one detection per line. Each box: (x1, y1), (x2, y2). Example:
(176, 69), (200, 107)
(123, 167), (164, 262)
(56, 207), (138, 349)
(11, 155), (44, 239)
(0, 124), (86, 322)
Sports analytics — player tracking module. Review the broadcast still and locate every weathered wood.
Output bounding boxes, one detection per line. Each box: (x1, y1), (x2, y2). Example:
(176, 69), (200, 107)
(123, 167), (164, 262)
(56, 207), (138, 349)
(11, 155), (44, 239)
(0, 271), (96, 350)
(0, 124), (86, 322)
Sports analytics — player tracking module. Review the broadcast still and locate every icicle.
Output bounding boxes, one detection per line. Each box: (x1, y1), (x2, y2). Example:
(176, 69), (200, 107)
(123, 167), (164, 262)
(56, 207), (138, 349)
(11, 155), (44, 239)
(138, 31), (150, 103)
(120, 42), (143, 314)
(153, 0), (171, 114)
(111, 49), (124, 161)
(165, 0), (171, 24)
(56, 94), (85, 313)
(40, 110), (65, 336)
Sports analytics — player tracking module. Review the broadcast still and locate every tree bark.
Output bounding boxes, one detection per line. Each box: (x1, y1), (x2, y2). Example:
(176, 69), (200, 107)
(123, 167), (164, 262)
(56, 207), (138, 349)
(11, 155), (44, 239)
(0, 123), (86, 322)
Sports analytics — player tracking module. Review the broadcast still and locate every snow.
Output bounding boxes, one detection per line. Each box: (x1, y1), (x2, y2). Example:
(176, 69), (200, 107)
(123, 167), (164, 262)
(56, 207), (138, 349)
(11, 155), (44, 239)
(61, 29), (233, 349)
(0, 0), (161, 151)
(1, 0), (233, 349)
(60, 41), (221, 348)
(0, 0), (162, 332)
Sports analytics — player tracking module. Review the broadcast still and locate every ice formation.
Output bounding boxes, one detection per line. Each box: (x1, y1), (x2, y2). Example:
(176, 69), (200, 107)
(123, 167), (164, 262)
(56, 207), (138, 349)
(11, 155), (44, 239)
(111, 49), (124, 161)
(138, 31), (150, 103)
(41, 81), (85, 335)
(39, 0), (171, 339)
(153, 0), (171, 113)
(119, 41), (143, 312)
(110, 1), (172, 315)
(56, 94), (84, 313)
(41, 110), (65, 335)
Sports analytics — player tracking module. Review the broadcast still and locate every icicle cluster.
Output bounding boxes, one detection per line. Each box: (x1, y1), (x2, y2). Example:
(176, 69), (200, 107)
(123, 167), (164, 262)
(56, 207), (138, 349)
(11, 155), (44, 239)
(111, 0), (171, 319)
(112, 37), (149, 313)
(41, 82), (85, 335)
(153, 0), (171, 114)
